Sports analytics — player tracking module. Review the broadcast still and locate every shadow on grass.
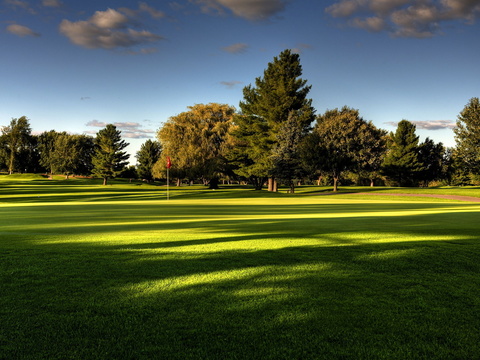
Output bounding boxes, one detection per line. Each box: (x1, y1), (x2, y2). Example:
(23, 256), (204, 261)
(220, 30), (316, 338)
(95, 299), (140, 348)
(1, 201), (480, 359)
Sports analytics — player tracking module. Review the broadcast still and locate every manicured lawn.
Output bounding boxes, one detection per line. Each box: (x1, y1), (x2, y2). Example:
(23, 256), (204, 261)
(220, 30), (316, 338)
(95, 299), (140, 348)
(1, 179), (480, 359)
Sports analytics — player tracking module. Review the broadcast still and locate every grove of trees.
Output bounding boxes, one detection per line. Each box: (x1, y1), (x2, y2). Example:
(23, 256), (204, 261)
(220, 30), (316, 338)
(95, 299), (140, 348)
(1, 50), (479, 189)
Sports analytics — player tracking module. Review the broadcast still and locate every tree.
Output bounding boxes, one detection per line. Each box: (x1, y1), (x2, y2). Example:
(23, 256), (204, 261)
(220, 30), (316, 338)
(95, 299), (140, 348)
(232, 49), (315, 190)
(51, 133), (80, 179)
(154, 103), (236, 188)
(355, 123), (388, 187)
(38, 130), (60, 175)
(454, 97), (480, 175)
(0, 116), (32, 174)
(382, 120), (423, 186)
(73, 134), (95, 175)
(417, 137), (445, 186)
(271, 111), (308, 193)
(91, 124), (129, 185)
(305, 107), (377, 192)
(136, 139), (162, 181)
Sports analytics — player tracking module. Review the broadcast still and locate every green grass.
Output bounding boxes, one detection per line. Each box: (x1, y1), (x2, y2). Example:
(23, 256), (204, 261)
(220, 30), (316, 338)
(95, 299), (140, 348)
(1, 179), (480, 359)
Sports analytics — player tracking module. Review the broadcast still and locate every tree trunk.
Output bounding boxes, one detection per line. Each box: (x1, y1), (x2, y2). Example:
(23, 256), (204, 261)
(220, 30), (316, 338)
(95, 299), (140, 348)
(252, 176), (264, 190)
(268, 177), (278, 192)
(317, 175), (322, 186)
(208, 178), (219, 189)
(103, 177), (107, 185)
(176, 178), (181, 187)
(333, 176), (339, 192)
(290, 181), (295, 194)
(370, 178), (375, 187)
(8, 152), (14, 175)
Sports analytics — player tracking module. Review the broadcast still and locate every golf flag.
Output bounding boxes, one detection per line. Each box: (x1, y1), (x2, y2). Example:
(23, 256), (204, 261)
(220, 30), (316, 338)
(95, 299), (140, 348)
(166, 156), (171, 169)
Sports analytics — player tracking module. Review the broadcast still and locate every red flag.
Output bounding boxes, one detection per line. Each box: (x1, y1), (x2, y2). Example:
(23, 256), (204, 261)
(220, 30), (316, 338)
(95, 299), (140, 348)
(166, 156), (171, 169)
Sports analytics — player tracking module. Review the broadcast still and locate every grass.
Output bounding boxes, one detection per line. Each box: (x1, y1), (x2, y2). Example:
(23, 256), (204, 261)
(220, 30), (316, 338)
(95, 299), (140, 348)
(1, 178), (480, 359)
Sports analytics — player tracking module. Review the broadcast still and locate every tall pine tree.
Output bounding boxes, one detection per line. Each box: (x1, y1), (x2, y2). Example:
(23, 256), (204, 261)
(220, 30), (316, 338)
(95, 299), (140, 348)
(382, 120), (423, 186)
(92, 124), (129, 185)
(454, 97), (480, 176)
(232, 49), (315, 190)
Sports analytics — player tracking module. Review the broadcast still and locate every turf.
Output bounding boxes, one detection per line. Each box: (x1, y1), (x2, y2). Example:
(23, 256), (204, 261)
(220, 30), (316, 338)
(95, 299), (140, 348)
(1, 179), (480, 359)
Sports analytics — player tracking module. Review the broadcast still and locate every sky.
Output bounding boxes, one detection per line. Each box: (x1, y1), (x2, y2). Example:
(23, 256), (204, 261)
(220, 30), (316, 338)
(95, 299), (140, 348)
(1, 0), (480, 163)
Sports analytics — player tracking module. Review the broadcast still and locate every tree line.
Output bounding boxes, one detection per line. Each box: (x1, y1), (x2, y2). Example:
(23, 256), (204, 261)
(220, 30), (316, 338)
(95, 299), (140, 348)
(1, 50), (479, 190)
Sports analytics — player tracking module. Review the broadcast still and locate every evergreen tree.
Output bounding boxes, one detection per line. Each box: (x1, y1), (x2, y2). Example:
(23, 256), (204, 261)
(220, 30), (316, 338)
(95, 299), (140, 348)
(417, 137), (445, 186)
(454, 97), (480, 175)
(91, 124), (129, 185)
(136, 139), (162, 181)
(382, 120), (423, 186)
(233, 49), (315, 190)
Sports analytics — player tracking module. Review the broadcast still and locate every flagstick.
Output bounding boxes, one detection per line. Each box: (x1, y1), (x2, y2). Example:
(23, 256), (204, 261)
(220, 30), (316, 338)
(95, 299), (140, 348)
(167, 165), (169, 201)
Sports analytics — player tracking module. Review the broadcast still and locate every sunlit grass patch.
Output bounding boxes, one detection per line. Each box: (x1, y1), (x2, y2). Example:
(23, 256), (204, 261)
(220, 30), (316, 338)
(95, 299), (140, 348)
(1, 182), (480, 359)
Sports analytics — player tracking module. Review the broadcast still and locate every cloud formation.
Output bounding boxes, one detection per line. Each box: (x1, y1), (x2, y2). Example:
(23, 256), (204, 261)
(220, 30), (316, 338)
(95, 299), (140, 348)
(7, 23), (40, 37)
(42, 0), (62, 7)
(222, 43), (248, 53)
(86, 120), (155, 139)
(193, 0), (287, 20)
(5, 0), (36, 14)
(59, 7), (164, 51)
(325, 0), (480, 38)
(385, 120), (456, 129)
(220, 80), (243, 88)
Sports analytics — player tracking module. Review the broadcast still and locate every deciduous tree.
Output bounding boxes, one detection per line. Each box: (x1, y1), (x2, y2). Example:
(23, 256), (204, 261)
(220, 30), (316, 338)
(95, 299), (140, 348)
(305, 107), (377, 192)
(0, 116), (32, 174)
(136, 139), (161, 181)
(155, 103), (236, 188)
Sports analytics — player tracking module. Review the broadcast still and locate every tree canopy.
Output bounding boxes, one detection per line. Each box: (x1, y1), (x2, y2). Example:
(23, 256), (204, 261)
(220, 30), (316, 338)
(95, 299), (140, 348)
(304, 107), (384, 191)
(91, 124), (130, 185)
(136, 139), (162, 181)
(382, 120), (423, 186)
(0, 116), (32, 174)
(154, 103), (236, 187)
(232, 49), (315, 189)
(454, 97), (480, 175)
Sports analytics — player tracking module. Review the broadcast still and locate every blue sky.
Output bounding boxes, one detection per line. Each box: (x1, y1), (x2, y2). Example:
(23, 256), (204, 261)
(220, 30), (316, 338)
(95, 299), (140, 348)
(2, 0), (480, 162)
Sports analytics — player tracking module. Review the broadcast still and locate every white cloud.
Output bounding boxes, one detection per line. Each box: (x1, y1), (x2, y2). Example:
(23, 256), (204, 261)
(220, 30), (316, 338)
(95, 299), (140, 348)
(139, 2), (166, 18)
(193, 0), (287, 20)
(86, 120), (155, 139)
(90, 8), (129, 29)
(5, 0), (36, 14)
(7, 23), (40, 37)
(291, 43), (312, 54)
(59, 8), (164, 50)
(42, 0), (62, 7)
(351, 16), (387, 32)
(325, 0), (480, 38)
(412, 120), (456, 130)
(222, 43), (248, 53)
(220, 80), (243, 88)
(384, 120), (456, 130)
